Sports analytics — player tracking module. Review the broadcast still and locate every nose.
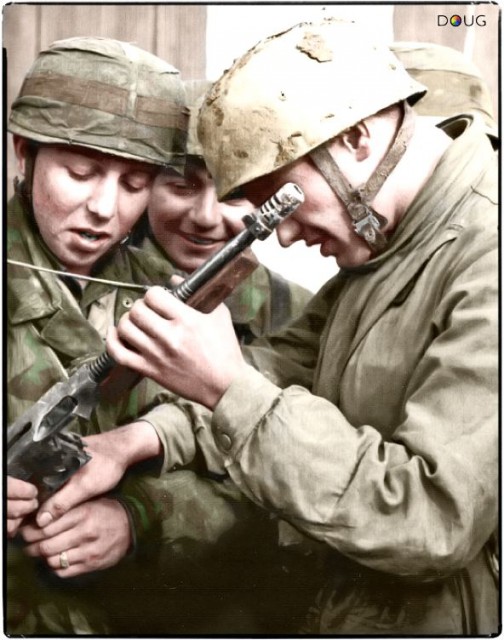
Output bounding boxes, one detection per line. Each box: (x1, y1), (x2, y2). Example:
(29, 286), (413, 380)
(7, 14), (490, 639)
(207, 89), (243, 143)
(87, 175), (118, 221)
(188, 188), (221, 228)
(276, 216), (303, 247)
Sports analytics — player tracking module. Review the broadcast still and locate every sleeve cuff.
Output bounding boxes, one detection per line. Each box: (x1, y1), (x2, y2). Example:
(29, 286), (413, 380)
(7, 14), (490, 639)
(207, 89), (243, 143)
(139, 403), (196, 473)
(212, 365), (281, 458)
(114, 476), (163, 547)
(110, 493), (139, 555)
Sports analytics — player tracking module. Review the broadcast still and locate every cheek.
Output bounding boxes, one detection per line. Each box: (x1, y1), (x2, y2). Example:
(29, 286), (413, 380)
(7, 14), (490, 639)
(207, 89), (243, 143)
(118, 192), (150, 231)
(276, 216), (303, 245)
(221, 204), (248, 233)
(32, 168), (73, 228)
(149, 194), (189, 229)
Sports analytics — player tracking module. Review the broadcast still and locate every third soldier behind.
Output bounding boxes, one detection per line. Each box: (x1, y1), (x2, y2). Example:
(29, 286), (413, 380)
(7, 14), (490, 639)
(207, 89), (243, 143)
(92, 79), (317, 636)
(391, 40), (498, 141)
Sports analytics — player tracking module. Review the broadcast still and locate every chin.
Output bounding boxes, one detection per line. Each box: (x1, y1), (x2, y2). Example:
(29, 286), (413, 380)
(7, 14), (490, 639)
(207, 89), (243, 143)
(341, 252), (372, 269)
(177, 257), (205, 274)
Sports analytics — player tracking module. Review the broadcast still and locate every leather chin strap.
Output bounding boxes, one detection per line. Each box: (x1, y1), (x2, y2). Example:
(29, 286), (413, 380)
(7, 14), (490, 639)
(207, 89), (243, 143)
(310, 101), (414, 254)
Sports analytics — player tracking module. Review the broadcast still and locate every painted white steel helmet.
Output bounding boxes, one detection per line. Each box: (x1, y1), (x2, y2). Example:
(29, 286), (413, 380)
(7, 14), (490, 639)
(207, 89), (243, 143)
(198, 18), (426, 199)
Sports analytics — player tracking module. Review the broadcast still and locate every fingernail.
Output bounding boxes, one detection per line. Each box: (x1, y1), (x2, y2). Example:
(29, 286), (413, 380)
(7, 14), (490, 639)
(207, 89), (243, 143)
(38, 512), (53, 527)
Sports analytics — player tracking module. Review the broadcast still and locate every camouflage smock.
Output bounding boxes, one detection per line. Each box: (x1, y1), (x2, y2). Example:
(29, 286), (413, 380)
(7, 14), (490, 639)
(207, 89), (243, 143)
(6, 196), (217, 634)
(205, 115), (499, 634)
(7, 195), (314, 635)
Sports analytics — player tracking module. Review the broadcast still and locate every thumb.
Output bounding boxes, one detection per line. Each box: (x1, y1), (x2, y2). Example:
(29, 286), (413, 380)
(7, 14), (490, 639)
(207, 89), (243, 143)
(169, 273), (184, 288)
(36, 480), (83, 527)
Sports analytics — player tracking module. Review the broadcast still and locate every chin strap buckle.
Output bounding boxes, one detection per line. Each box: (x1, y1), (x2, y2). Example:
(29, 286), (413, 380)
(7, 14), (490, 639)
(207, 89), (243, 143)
(350, 202), (388, 249)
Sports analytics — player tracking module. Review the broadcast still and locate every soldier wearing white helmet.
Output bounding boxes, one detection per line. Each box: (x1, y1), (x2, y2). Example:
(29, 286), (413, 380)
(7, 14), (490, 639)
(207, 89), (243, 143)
(108, 19), (498, 635)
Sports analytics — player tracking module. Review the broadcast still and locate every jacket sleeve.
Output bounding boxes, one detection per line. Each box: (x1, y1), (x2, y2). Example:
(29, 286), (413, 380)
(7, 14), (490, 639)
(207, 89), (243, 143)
(109, 396), (225, 546)
(211, 238), (498, 580)
(141, 400), (225, 475)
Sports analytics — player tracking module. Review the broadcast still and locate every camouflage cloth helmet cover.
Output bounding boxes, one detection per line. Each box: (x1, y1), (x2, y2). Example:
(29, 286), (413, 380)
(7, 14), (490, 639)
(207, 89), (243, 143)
(391, 41), (496, 132)
(8, 36), (188, 167)
(184, 79), (213, 158)
(198, 18), (426, 199)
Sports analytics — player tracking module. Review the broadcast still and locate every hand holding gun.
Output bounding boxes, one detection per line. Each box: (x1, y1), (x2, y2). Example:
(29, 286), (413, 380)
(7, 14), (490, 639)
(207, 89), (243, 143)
(7, 183), (305, 499)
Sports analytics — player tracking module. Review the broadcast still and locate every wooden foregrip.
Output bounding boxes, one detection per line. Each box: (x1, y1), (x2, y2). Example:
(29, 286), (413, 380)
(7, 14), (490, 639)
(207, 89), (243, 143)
(186, 248), (259, 313)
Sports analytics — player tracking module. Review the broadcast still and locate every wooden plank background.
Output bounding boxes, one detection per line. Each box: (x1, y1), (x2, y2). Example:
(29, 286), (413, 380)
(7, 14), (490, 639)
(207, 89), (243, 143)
(4, 3), (499, 200)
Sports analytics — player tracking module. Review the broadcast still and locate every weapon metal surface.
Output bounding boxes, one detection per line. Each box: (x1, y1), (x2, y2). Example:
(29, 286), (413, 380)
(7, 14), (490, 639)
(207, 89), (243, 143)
(7, 183), (305, 495)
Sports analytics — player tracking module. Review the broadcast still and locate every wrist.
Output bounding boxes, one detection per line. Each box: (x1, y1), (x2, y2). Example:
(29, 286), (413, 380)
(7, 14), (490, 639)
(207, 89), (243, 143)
(111, 494), (137, 555)
(111, 421), (163, 468)
(206, 364), (247, 411)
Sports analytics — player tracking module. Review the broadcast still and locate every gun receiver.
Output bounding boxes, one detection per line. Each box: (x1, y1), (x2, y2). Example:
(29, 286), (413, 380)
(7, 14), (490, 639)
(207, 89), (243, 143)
(7, 183), (304, 497)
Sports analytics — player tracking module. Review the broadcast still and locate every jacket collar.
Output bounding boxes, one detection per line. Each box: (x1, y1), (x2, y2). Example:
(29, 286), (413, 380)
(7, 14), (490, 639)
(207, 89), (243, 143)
(342, 114), (494, 277)
(8, 194), (105, 360)
(323, 115), (496, 397)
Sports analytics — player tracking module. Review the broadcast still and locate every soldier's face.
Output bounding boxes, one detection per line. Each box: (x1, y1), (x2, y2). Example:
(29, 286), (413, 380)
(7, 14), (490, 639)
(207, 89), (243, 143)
(16, 139), (155, 276)
(148, 161), (252, 273)
(243, 157), (374, 269)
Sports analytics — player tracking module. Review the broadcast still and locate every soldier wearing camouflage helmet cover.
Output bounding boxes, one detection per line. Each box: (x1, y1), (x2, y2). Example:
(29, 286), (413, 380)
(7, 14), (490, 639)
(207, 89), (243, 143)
(6, 36), (189, 635)
(108, 18), (499, 635)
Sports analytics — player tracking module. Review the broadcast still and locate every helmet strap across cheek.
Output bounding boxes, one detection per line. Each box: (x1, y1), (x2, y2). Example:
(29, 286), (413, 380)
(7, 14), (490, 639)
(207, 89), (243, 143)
(310, 101), (414, 253)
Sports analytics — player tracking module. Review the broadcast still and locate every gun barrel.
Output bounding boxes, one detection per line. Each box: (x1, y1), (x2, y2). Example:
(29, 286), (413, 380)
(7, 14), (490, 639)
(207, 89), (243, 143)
(172, 182), (304, 301)
(83, 183), (304, 379)
(8, 183), (304, 450)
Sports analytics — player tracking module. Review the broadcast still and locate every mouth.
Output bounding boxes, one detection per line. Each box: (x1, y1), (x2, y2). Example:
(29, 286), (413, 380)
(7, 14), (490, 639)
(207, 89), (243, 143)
(75, 229), (110, 242)
(180, 232), (227, 247)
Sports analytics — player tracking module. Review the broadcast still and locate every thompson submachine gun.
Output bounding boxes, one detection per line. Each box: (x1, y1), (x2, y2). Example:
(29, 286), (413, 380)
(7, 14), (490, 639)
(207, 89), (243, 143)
(7, 183), (305, 499)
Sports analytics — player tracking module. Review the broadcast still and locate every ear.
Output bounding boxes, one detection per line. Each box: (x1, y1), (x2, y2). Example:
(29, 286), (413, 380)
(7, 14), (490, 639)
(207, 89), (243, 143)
(339, 121), (371, 162)
(12, 135), (29, 175)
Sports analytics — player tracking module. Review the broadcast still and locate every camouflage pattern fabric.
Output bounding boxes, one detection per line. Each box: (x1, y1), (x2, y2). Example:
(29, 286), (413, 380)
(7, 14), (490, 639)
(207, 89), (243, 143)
(7, 193), (113, 634)
(7, 194), (316, 635)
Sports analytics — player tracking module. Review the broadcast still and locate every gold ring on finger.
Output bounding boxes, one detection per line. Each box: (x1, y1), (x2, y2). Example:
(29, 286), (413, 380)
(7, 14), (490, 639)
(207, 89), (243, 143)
(59, 551), (70, 569)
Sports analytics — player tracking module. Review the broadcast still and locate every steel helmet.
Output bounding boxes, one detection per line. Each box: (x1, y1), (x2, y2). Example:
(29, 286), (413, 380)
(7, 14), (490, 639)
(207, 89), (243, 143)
(198, 18), (426, 199)
(8, 36), (188, 167)
(184, 79), (213, 158)
(390, 41), (497, 134)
